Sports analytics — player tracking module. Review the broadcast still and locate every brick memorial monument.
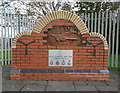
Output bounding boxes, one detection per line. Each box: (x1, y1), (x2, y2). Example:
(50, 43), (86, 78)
(11, 11), (109, 81)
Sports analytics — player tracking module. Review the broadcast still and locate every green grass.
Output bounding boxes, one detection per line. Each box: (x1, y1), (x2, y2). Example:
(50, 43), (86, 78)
(0, 52), (1, 65)
(108, 54), (120, 70)
(109, 54), (120, 61)
(0, 48), (1, 59)
(0, 49), (12, 64)
(0, 47), (12, 65)
(108, 66), (120, 70)
(108, 62), (120, 70)
(0, 47), (11, 49)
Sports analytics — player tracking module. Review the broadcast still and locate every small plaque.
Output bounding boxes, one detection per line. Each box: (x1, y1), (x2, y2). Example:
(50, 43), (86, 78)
(48, 50), (73, 66)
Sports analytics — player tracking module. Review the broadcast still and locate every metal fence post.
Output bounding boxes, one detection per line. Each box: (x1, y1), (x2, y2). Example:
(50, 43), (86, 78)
(18, 14), (20, 33)
(108, 11), (112, 67)
(115, 8), (120, 67)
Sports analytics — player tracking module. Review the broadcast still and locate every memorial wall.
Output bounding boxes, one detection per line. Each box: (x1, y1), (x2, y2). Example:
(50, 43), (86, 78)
(11, 11), (109, 81)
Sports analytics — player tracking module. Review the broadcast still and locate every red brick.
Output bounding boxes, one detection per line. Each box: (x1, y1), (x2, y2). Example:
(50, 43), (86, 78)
(20, 36), (26, 39)
(39, 40), (47, 43)
(34, 37), (43, 39)
(21, 58), (30, 60)
(47, 46), (56, 49)
(87, 38), (95, 40)
(88, 73), (97, 76)
(39, 34), (47, 37)
(57, 46), (66, 49)
(79, 73), (88, 75)
(95, 38), (101, 40)
(82, 34), (90, 37)
(25, 73), (34, 76)
(34, 43), (43, 46)
(39, 46), (47, 48)
(17, 49), (24, 51)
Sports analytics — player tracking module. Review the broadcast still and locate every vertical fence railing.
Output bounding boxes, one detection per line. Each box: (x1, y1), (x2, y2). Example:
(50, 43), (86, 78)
(1, 12), (3, 65)
(79, 10), (120, 67)
(108, 11), (112, 67)
(0, 10), (119, 68)
(116, 10), (119, 67)
(78, 10), (119, 68)
(0, 13), (37, 65)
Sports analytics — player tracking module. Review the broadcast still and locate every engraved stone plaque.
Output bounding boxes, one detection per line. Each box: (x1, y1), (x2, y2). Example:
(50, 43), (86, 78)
(48, 50), (73, 66)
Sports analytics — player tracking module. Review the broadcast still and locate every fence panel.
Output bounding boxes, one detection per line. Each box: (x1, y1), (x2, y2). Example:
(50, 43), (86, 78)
(78, 10), (119, 68)
(0, 10), (119, 68)
(0, 13), (37, 65)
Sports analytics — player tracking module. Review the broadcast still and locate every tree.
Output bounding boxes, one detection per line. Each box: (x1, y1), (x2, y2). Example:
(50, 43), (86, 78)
(26, 1), (74, 18)
(0, 0), (74, 18)
(74, 2), (120, 14)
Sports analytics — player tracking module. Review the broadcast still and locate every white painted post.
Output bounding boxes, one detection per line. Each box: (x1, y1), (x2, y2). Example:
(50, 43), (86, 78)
(26, 14), (28, 30)
(27, 15), (29, 30)
(22, 15), (24, 31)
(87, 13), (90, 31)
(16, 14), (19, 34)
(13, 14), (16, 37)
(111, 12), (116, 67)
(105, 11), (108, 38)
(7, 14), (10, 64)
(84, 13), (87, 25)
(108, 11), (112, 67)
(94, 12), (97, 32)
(101, 11), (104, 35)
(115, 9), (120, 67)
(98, 12), (101, 33)
(30, 17), (32, 31)
(91, 12), (93, 32)
(81, 13), (84, 22)
(1, 12), (4, 65)
(10, 14), (13, 64)
(4, 13), (7, 65)
(18, 14), (21, 33)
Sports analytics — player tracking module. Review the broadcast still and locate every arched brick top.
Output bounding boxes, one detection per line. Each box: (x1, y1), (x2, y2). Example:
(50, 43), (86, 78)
(32, 11), (89, 35)
(12, 31), (32, 48)
(90, 32), (108, 50)
(12, 11), (108, 50)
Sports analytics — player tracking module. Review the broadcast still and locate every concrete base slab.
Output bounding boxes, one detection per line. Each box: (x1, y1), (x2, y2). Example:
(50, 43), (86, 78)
(46, 85), (75, 91)
(25, 81), (47, 85)
(96, 86), (118, 91)
(47, 81), (73, 86)
(86, 81), (108, 86)
(21, 85), (46, 91)
(74, 81), (87, 85)
(75, 86), (98, 91)
(46, 81), (75, 91)
(105, 81), (118, 86)
(1, 65), (119, 92)
(2, 81), (25, 91)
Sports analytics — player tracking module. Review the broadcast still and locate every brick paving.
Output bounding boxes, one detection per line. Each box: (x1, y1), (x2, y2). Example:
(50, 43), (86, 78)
(1, 65), (119, 92)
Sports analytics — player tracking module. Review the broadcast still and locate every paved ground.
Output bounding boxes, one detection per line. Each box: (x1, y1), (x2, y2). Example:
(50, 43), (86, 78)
(1, 65), (120, 92)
